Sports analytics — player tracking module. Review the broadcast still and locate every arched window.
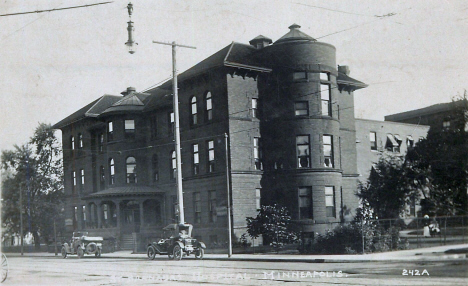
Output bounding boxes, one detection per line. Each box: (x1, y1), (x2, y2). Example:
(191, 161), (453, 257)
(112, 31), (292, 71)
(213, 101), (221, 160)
(78, 133), (83, 148)
(152, 154), (159, 182)
(71, 136), (75, 150)
(205, 92), (212, 121)
(190, 96), (198, 125)
(126, 156), (137, 183)
(171, 151), (176, 179)
(109, 159), (115, 185)
(99, 166), (105, 190)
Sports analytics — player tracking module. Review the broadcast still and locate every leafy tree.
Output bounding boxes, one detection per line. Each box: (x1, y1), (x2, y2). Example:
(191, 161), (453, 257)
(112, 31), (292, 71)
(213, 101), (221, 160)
(357, 155), (415, 219)
(405, 96), (468, 216)
(1, 123), (64, 249)
(246, 204), (297, 249)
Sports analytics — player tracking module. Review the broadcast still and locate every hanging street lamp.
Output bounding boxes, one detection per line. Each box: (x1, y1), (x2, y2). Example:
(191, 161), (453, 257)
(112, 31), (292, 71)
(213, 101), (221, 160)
(125, 2), (137, 54)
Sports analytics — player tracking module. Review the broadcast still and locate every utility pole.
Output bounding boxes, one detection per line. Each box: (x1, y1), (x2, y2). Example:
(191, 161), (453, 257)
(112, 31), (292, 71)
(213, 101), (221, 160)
(20, 187), (23, 256)
(224, 133), (232, 257)
(152, 40), (195, 225)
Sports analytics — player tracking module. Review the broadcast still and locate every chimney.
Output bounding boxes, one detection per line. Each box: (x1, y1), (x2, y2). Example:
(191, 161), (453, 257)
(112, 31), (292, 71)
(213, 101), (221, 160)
(338, 65), (350, 75)
(121, 86), (136, 96)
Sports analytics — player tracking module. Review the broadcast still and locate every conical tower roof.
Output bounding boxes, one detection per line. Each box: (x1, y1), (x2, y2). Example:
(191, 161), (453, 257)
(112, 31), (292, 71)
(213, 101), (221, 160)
(274, 24), (316, 44)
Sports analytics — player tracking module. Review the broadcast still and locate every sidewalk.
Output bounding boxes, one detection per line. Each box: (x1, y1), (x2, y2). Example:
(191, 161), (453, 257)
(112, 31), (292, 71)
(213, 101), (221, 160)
(9, 243), (466, 263)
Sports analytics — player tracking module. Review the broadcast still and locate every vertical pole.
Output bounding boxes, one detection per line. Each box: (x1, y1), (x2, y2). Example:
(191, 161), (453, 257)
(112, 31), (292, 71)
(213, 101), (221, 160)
(361, 219), (365, 254)
(20, 187), (23, 256)
(416, 217), (420, 248)
(444, 217), (447, 245)
(172, 42), (185, 225)
(225, 133), (232, 257)
(54, 220), (57, 256)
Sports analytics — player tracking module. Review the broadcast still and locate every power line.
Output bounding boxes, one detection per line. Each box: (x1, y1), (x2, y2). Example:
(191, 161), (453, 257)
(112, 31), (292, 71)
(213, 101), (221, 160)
(293, 3), (374, 17)
(0, 2), (114, 17)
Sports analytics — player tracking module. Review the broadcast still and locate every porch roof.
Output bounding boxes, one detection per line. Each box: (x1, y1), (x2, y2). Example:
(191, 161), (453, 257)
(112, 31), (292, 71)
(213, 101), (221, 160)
(83, 186), (165, 198)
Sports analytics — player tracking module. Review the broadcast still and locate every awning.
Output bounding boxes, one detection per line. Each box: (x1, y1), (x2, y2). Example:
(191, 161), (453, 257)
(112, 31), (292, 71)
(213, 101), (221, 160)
(386, 134), (399, 147)
(83, 185), (165, 199)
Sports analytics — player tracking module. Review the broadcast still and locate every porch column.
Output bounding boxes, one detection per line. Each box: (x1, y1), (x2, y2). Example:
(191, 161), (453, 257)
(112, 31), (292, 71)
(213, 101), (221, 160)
(86, 204), (91, 229)
(139, 200), (145, 227)
(96, 201), (102, 228)
(114, 200), (121, 229)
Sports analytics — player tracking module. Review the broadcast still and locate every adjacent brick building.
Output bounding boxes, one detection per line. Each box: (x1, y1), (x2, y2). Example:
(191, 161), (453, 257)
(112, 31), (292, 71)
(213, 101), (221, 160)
(53, 24), (428, 249)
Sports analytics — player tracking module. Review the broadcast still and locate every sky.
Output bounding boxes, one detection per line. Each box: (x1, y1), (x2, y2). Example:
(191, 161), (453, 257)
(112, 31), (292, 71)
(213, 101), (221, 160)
(1, 0), (468, 151)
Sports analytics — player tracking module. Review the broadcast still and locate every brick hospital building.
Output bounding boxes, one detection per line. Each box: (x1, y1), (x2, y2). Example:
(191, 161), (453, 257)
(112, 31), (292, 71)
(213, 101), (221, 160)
(53, 24), (428, 248)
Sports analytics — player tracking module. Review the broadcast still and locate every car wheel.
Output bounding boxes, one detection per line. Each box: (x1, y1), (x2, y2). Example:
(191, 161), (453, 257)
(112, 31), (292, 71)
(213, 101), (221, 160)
(95, 248), (101, 258)
(173, 245), (183, 261)
(61, 247), (67, 259)
(77, 247), (84, 259)
(195, 248), (204, 260)
(147, 246), (156, 260)
(167, 253), (174, 260)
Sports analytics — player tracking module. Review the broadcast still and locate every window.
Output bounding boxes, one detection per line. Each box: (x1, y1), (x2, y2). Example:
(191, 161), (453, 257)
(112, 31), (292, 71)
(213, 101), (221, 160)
(80, 169), (85, 191)
(103, 204), (108, 220)
(168, 112), (174, 135)
(295, 101), (309, 116)
(370, 132), (377, 151)
(125, 119), (135, 139)
(299, 187), (312, 219)
(255, 188), (261, 210)
(394, 134), (402, 153)
(323, 135), (334, 168)
(385, 134), (399, 152)
(193, 192), (201, 224)
(205, 92), (212, 122)
(296, 135), (310, 168)
(321, 83), (331, 116)
(126, 157), (137, 183)
(99, 166), (105, 190)
(252, 98), (258, 118)
(107, 121), (113, 141)
(98, 133), (104, 153)
(192, 144), (199, 175)
(152, 154), (159, 182)
(293, 71), (307, 81)
(71, 136), (75, 150)
(406, 136), (414, 148)
(253, 137), (263, 170)
(325, 186), (336, 217)
(443, 120), (451, 128)
(207, 140), (215, 173)
(72, 171), (77, 193)
(82, 206), (86, 222)
(208, 190), (217, 223)
(150, 115), (158, 139)
(190, 96), (198, 125)
(109, 158), (115, 185)
(171, 151), (176, 179)
(78, 133), (83, 148)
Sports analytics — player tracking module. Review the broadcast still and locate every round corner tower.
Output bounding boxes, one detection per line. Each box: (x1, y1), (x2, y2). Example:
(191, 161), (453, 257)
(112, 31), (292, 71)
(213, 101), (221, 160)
(255, 24), (358, 238)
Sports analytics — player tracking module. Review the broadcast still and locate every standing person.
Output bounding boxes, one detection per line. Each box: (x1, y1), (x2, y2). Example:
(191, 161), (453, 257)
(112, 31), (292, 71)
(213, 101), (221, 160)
(423, 215), (431, 237)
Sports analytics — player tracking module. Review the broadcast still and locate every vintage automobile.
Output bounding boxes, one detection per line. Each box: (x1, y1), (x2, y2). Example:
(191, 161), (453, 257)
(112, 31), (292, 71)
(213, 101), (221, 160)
(61, 232), (103, 258)
(147, 223), (206, 260)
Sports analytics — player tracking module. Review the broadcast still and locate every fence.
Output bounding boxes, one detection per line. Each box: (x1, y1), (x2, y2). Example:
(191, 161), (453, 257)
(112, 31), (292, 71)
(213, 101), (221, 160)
(298, 215), (468, 255)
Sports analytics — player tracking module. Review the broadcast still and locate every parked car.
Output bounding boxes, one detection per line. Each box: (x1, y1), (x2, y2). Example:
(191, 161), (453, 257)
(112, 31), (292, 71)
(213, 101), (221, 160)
(147, 223), (206, 260)
(61, 232), (103, 258)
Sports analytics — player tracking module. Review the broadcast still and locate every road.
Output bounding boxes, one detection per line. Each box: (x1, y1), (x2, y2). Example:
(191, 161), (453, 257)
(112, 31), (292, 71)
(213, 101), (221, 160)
(2, 254), (467, 286)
